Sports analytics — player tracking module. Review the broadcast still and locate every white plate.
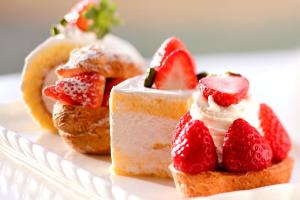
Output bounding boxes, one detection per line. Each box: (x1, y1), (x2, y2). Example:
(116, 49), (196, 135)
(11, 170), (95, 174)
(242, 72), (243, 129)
(1, 51), (300, 199)
(0, 102), (299, 200)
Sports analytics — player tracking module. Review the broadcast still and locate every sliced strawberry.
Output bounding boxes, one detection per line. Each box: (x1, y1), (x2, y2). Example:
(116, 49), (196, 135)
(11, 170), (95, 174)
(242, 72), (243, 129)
(56, 66), (87, 78)
(172, 111), (192, 146)
(199, 75), (249, 107)
(154, 50), (197, 90)
(102, 78), (125, 107)
(259, 103), (291, 163)
(43, 73), (105, 108)
(172, 120), (218, 174)
(150, 37), (186, 70)
(43, 85), (76, 105)
(65, 0), (96, 31)
(223, 118), (272, 173)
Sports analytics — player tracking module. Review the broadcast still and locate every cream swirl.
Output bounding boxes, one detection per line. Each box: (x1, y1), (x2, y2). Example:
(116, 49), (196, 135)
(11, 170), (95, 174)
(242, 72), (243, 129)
(190, 92), (261, 163)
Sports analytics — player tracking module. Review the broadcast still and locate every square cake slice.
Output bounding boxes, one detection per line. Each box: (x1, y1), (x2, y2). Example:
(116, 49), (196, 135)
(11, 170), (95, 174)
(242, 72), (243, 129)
(110, 75), (194, 177)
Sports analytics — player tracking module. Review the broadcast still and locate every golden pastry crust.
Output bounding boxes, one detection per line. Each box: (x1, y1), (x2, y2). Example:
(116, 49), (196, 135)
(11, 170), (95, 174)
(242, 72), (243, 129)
(53, 103), (110, 154)
(56, 45), (143, 78)
(170, 157), (294, 198)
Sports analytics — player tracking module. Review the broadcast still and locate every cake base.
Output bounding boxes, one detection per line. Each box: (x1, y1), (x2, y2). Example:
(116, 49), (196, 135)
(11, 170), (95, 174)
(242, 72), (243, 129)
(170, 157), (294, 198)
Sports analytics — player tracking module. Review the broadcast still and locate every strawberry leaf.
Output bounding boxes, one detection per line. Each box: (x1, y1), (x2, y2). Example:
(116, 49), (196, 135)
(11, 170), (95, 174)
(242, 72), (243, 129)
(84, 0), (121, 38)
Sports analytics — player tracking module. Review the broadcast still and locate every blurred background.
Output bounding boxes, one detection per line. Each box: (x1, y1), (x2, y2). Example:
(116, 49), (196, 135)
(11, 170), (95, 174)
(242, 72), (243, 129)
(0, 0), (300, 74)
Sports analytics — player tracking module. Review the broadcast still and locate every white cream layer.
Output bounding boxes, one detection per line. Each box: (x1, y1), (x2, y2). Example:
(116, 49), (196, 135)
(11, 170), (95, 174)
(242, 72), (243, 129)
(111, 111), (176, 176)
(190, 92), (261, 163)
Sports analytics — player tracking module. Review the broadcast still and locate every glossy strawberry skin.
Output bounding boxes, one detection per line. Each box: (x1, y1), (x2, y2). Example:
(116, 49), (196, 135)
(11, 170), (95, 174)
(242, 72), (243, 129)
(172, 120), (218, 174)
(259, 103), (291, 163)
(154, 50), (197, 90)
(223, 118), (273, 173)
(101, 78), (125, 107)
(150, 37), (186, 70)
(43, 73), (105, 108)
(199, 75), (249, 107)
(172, 111), (192, 146)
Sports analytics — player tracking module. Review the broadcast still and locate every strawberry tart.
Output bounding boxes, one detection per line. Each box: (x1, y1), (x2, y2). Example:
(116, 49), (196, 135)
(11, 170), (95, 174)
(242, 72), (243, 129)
(110, 37), (199, 177)
(170, 73), (294, 197)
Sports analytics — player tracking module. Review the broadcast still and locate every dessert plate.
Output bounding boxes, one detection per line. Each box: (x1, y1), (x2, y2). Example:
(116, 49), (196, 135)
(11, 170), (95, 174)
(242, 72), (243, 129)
(1, 51), (300, 199)
(0, 102), (299, 200)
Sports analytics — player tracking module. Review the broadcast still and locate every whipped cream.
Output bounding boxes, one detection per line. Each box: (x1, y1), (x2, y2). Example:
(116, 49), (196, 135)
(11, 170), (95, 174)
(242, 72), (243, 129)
(190, 92), (261, 163)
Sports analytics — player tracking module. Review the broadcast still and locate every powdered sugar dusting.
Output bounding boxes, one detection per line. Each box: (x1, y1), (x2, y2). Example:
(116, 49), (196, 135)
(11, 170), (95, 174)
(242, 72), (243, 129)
(56, 73), (103, 107)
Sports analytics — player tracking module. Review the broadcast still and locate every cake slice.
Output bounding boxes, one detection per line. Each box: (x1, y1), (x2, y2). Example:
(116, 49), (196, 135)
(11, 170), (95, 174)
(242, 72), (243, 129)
(110, 76), (194, 177)
(110, 37), (198, 177)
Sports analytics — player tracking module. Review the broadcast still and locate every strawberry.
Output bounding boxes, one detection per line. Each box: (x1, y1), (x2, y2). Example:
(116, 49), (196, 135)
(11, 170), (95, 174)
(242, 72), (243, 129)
(150, 37), (186, 70)
(102, 78), (125, 107)
(172, 111), (192, 146)
(223, 118), (272, 173)
(43, 73), (105, 108)
(56, 66), (88, 78)
(172, 120), (218, 174)
(259, 103), (291, 163)
(65, 0), (97, 31)
(154, 50), (197, 90)
(199, 75), (249, 107)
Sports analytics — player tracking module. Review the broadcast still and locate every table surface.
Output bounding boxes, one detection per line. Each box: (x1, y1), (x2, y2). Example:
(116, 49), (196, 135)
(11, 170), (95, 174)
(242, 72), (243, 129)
(1, 50), (300, 200)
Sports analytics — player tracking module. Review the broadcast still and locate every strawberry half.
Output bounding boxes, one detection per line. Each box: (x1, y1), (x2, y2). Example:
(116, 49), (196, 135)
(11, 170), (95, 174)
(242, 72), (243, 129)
(259, 103), (291, 163)
(101, 78), (125, 107)
(199, 75), (249, 107)
(223, 118), (273, 173)
(150, 37), (186, 70)
(172, 120), (218, 174)
(172, 111), (192, 146)
(43, 73), (105, 108)
(154, 50), (197, 90)
(65, 0), (96, 31)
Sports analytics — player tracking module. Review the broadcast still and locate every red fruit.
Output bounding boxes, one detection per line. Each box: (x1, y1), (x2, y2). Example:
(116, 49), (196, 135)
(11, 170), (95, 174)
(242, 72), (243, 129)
(172, 111), (192, 146)
(172, 120), (218, 174)
(223, 118), (273, 173)
(65, 0), (97, 31)
(154, 50), (197, 90)
(56, 66), (87, 78)
(199, 75), (249, 107)
(43, 73), (105, 108)
(150, 37), (186, 70)
(102, 78), (125, 107)
(259, 103), (291, 163)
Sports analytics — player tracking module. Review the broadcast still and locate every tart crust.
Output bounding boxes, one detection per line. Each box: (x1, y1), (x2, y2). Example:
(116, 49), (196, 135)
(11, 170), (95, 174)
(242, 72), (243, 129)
(170, 157), (294, 198)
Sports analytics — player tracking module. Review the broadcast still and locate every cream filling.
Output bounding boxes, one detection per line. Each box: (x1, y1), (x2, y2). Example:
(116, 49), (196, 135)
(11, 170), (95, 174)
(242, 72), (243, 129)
(42, 68), (58, 113)
(190, 92), (261, 163)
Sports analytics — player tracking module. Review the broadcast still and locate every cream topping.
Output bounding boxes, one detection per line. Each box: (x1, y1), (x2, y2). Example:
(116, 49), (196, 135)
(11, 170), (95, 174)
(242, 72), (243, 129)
(190, 91), (261, 163)
(113, 75), (194, 99)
